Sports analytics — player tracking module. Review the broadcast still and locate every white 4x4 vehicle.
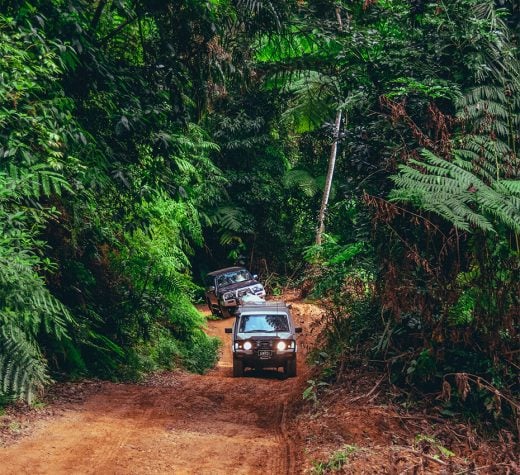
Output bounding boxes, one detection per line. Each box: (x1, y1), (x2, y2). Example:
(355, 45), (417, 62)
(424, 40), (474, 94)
(205, 267), (265, 316)
(225, 302), (302, 377)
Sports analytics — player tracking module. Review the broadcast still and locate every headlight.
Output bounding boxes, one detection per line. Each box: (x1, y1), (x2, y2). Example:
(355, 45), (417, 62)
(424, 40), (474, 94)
(243, 341), (253, 350)
(253, 285), (263, 293)
(223, 292), (235, 300)
(277, 341), (287, 351)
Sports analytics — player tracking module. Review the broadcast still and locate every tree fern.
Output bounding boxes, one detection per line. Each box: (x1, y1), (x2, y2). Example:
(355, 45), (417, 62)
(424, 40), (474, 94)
(390, 148), (520, 233)
(283, 168), (319, 197)
(391, 15), (519, 235)
(212, 206), (253, 234)
(281, 70), (339, 133)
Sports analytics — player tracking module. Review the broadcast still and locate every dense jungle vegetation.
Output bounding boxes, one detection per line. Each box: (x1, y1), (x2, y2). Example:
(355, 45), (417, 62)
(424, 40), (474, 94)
(0, 0), (518, 431)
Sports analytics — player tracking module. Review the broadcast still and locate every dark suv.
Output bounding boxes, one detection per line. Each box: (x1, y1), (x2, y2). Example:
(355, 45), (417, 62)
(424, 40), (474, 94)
(205, 266), (266, 316)
(225, 302), (302, 377)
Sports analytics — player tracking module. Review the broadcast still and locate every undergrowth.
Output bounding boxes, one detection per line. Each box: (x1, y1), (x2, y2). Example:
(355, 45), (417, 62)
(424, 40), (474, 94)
(311, 445), (359, 475)
(301, 232), (519, 436)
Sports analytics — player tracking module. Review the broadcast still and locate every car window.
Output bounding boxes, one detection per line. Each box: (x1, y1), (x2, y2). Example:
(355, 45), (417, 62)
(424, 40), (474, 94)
(216, 270), (252, 287)
(239, 315), (289, 333)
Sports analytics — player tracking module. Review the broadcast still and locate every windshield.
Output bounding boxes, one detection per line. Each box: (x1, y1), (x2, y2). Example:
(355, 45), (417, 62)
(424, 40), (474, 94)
(239, 315), (289, 333)
(216, 269), (252, 287)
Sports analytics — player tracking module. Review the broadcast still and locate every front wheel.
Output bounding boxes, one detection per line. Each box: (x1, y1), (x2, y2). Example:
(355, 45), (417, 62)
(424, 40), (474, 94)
(208, 300), (222, 317)
(220, 305), (236, 318)
(233, 357), (244, 377)
(285, 358), (297, 377)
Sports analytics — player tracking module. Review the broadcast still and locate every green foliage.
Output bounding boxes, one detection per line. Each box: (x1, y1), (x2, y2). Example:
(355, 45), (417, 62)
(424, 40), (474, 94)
(302, 378), (330, 407)
(129, 327), (219, 378)
(0, 0), (238, 400)
(283, 169), (319, 197)
(414, 434), (455, 459)
(0, 0), (518, 435)
(0, 327), (50, 405)
(311, 445), (359, 475)
(125, 327), (181, 377)
(281, 0), (519, 429)
(387, 77), (462, 101)
(449, 290), (476, 326)
(282, 71), (339, 133)
(406, 349), (437, 384)
(180, 330), (221, 374)
(390, 148), (520, 233)
(0, 14), (76, 403)
(303, 234), (372, 301)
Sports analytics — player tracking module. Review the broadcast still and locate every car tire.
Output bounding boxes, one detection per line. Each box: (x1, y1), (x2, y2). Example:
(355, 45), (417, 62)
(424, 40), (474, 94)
(220, 306), (233, 318)
(209, 302), (222, 317)
(285, 358), (297, 377)
(233, 357), (244, 377)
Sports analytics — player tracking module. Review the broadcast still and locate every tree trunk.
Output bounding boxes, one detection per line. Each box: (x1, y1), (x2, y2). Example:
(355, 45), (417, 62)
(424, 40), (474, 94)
(90, 0), (108, 31)
(316, 109), (342, 245)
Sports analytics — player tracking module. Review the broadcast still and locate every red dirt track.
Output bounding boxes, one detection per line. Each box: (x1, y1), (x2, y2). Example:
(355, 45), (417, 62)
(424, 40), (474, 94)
(1, 299), (516, 473)
(0, 302), (311, 474)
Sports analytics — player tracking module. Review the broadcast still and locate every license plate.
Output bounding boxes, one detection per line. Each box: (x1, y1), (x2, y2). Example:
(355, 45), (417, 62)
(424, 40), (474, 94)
(258, 350), (272, 359)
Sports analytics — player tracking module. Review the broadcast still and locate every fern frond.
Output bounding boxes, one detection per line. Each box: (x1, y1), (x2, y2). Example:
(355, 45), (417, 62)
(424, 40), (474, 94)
(0, 325), (50, 404)
(283, 169), (318, 196)
(281, 70), (339, 133)
(213, 206), (254, 234)
(2, 163), (71, 198)
(456, 85), (508, 107)
(500, 180), (520, 195)
(390, 146), (520, 233)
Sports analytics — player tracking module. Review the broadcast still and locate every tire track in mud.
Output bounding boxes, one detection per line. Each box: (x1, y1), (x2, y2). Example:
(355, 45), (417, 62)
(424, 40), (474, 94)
(280, 401), (297, 475)
(0, 302), (314, 474)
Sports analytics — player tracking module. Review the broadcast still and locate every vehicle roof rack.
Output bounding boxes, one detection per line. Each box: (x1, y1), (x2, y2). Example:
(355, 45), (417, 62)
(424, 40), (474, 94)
(237, 301), (291, 315)
(207, 266), (245, 276)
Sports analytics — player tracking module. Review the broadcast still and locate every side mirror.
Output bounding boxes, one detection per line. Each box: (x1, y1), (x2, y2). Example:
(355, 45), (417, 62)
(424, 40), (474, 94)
(295, 327), (302, 333)
(225, 328), (232, 334)
(253, 274), (258, 280)
(208, 286), (215, 292)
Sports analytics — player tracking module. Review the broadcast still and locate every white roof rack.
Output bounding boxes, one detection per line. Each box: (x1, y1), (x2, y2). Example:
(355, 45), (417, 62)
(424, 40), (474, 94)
(237, 301), (291, 314)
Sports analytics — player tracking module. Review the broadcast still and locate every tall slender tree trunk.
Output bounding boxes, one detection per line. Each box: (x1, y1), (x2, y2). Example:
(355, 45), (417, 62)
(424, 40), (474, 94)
(316, 109), (342, 245)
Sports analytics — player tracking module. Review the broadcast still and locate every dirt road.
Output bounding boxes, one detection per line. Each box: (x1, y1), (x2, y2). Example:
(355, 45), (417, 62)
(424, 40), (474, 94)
(0, 303), (311, 475)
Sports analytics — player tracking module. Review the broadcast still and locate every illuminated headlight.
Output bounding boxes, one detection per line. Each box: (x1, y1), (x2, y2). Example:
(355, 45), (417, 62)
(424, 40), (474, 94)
(243, 341), (253, 350)
(277, 341), (287, 351)
(223, 292), (235, 300)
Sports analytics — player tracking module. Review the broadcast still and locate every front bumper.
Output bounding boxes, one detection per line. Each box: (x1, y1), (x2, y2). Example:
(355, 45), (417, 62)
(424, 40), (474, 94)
(233, 349), (296, 367)
(220, 289), (266, 307)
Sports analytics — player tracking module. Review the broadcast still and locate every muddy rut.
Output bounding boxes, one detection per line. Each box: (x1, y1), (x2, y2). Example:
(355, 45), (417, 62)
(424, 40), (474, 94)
(0, 303), (312, 474)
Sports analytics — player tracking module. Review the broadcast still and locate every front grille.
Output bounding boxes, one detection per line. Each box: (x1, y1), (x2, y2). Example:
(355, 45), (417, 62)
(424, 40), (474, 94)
(257, 340), (272, 349)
